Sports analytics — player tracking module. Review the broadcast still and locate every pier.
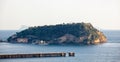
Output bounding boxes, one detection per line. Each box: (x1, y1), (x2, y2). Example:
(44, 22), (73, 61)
(0, 52), (75, 59)
(0, 52), (66, 59)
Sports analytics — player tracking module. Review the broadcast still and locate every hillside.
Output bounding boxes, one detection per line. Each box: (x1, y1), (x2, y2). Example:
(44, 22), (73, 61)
(7, 23), (107, 45)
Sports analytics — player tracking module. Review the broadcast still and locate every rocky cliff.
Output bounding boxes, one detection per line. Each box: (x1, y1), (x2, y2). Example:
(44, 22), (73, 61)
(7, 23), (107, 45)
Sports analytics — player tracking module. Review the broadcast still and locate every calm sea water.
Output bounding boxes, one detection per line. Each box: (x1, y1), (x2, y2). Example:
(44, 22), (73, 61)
(0, 30), (120, 62)
(0, 30), (19, 41)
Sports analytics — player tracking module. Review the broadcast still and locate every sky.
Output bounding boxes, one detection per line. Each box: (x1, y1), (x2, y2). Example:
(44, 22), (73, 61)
(0, 0), (120, 30)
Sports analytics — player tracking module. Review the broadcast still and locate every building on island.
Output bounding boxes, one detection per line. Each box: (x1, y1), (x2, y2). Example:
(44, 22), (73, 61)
(17, 38), (28, 43)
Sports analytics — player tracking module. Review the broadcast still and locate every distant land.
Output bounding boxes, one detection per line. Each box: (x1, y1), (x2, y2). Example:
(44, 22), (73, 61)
(7, 22), (107, 45)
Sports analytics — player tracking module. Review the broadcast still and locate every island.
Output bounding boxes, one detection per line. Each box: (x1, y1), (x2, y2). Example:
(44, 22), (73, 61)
(7, 22), (107, 45)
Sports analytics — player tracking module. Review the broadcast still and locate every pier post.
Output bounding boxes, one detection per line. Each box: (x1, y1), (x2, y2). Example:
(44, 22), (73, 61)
(68, 52), (75, 57)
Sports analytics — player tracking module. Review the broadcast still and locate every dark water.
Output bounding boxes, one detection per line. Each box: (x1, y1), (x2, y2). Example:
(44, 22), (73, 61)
(0, 30), (120, 62)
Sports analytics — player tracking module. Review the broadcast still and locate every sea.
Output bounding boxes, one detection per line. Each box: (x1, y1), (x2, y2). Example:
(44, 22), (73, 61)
(0, 30), (120, 62)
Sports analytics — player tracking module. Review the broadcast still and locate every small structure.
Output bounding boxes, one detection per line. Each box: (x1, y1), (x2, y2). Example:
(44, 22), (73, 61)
(33, 40), (48, 45)
(17, 38), (28, 43)
(68, 52), (75, 57)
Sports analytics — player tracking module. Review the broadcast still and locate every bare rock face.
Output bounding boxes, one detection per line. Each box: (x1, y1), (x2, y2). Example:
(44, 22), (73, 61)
(92, 31), (107, 44)
(7, 23), (107, 45)
(52, 31), (107, 45)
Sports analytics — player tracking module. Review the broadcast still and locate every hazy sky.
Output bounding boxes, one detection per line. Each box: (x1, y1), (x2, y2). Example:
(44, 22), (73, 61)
(0, 0), (120, 30)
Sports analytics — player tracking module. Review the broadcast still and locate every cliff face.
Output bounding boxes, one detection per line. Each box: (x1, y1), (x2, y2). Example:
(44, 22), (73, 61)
(7, 23), (107, 45)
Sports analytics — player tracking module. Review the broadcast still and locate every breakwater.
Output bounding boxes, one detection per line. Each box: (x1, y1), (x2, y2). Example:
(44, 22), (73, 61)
(0, 52), (74, 59)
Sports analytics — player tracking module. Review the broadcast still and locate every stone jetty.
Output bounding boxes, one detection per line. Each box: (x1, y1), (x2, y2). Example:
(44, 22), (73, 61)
(0, 52), (75, 59)
(0, 52), (66, 59)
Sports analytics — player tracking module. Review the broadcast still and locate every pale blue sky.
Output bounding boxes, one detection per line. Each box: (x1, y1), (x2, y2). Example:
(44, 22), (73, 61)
(0, 0), (120, 30)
